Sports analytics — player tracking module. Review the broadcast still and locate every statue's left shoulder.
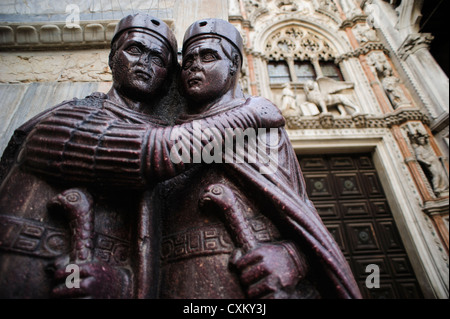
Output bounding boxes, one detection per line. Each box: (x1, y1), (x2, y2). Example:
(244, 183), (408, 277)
(71, 92), (108, 108)
(244, 96), (285, 128)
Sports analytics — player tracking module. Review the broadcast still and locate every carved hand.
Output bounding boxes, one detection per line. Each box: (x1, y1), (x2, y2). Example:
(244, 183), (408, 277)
(51, 259), (131, 299)
(232, 242), (307, 299)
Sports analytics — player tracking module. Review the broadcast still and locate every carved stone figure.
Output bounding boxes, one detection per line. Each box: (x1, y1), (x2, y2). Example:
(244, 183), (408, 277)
(303, 77), (360, 115)
(280, 83), (300, 116)
(275, 0), (314, 14)
(245, 0), (268, 18)
(228, 0), (241, 15)
(368, 52), (410, 108)
(339, 0), (362, 16)
(381, 68), (410, 108)
(276, 0), (299, 12)
(0, 13), (180, 299)
(409, 131), (449, 197)
(157, 19), (361, 299)
(353, 23), (378, 44)
(0, 17), (361, 299)
(319, 0), (338, 14)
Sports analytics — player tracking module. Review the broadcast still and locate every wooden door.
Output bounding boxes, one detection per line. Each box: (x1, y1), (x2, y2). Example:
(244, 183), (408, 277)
(298, 153), (423, 298)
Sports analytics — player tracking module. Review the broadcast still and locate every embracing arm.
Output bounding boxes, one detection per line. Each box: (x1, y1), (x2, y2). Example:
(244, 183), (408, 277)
(20, 97), (284, 188)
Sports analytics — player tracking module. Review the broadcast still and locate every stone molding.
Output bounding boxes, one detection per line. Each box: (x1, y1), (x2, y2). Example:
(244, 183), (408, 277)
(339, 14), (368, 29)
(285, 108), (430, 130)
(423, 198), (449, 217)
(0, 19), (174, 51)
(397, 33), (434, 60)
(335, 42), (389, 63)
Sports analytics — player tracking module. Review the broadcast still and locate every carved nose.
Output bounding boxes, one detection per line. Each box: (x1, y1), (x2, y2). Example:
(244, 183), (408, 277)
(137, 54), (151, 66)
(190, 58), (203, 72)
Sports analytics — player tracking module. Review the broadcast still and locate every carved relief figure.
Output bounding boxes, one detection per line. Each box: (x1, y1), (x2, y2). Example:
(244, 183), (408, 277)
(276, 0), (299, 12)
(369, 52), (410, 108)
(353, 23), (378, 44)
(409, 131), (449, 197)
(339, 0), (362, 16)
(229, 0), (241, 15)
(381, 68), (410, 108)
(280, 82), (301, 116)
(275, 0), (314, 14)
(303, 77), (360, 115)
(244, 0), (268, 18)
(318, 0), (338, 13)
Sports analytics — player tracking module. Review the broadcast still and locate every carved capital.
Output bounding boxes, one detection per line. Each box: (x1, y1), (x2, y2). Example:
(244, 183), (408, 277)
(397, 33), (434, 60)
(335, 43), (388, 63)
(423, 198), (450, 216)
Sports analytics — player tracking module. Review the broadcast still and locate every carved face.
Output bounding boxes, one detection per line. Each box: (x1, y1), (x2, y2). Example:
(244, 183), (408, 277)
(304, 80), (314, 91)
(181, 37), (236, 105)
(416, 136), (427, 145)
(110, 31), (172, 101)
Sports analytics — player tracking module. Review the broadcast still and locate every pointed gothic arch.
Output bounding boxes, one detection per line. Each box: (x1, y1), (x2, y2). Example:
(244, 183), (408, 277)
(244, 15), (380, 115)
(254, 17), (352, 58)
(247, 17), (371, 116)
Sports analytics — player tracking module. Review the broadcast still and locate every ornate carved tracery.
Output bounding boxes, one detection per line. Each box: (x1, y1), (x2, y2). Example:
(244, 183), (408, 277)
(264, 26), (337, 61)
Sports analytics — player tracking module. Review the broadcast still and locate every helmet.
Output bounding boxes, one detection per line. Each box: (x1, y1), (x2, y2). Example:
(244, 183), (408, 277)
(112, 13), (178, 64)
(182, 19), (243, 65)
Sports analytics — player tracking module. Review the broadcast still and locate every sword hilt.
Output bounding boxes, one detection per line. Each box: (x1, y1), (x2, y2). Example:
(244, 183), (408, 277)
(200, 183), (258, 253)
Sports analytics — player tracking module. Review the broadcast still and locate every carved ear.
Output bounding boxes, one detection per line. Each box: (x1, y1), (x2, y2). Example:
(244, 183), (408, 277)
(230, 53), (240, 77)
(108, 51), (115, 71)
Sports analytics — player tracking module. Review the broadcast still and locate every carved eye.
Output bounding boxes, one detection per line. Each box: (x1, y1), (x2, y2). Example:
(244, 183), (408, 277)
(66, 192), (80, 202)
(202, 53), (217, 62)
(152, 55), (165, 67)
(211, 186), (223, 195)
(126, 46), (141, 55)
(182, 58), (193, 70)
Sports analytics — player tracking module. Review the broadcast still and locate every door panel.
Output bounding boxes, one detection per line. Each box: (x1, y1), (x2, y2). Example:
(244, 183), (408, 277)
(298, 153), (423, 299)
